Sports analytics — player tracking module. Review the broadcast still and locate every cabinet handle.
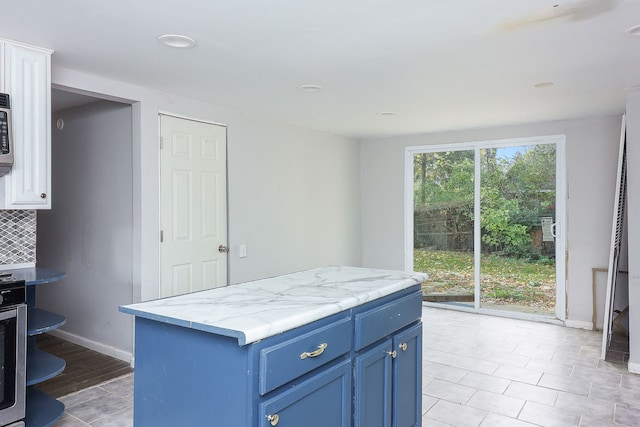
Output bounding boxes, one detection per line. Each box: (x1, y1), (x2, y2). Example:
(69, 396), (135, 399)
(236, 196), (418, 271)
(300, 343), (328, 359)
(40, 193), (47, 199)
(399, 343), (408, 351)
(267, 414), (279, 426)
(386, 350), (397, 359)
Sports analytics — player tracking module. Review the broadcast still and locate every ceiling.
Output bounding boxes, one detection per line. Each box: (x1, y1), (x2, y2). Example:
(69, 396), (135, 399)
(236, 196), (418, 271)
(2, 0), (639, 138)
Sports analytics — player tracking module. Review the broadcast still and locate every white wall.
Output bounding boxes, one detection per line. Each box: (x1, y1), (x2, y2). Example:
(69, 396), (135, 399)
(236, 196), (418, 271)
(37, 100), (134, 359)
(47, 67), (362, 359)
(625, 88), (640, 371)
(360, 115), (621, 326)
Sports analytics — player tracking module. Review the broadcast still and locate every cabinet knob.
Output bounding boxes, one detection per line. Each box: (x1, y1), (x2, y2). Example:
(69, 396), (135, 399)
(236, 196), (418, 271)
(40, 193), (47, 199)
(386, 350), (397, 359)
(399, 343), (408, 351)
(267, 414), (279, 426)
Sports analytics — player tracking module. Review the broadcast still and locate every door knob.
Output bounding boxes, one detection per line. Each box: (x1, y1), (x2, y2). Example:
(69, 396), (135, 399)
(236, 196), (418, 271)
(218, 245), (229, 253)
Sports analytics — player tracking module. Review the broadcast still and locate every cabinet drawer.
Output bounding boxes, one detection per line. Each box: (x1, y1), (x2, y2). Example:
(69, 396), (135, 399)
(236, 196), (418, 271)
(354, 291), (422, 350)
(259, 316), (352, 395)
(259, 359), (352, 427)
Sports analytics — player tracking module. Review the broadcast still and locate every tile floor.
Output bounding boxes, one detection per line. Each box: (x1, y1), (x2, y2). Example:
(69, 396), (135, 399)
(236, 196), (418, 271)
(54, 374), (133, 427)
(421, 306), (638, 427)
(53, 306), (640, 426)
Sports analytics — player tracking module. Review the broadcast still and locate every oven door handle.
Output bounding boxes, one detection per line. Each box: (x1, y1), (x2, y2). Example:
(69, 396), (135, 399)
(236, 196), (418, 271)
(0, 307), (18, 321)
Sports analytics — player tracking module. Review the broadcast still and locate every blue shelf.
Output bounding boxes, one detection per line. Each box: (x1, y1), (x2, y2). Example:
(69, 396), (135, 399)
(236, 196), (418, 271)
(21, 267), (67, 427)
(27, 349), (66, 386)
(26, 387), (64, 427)
(28, 308), (66, 336)
(7, 267), (66, 286)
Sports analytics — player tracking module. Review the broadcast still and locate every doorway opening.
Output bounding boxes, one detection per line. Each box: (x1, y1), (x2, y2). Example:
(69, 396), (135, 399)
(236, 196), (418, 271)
(405, 135), (566, 321)
(37, 88), (136, 362)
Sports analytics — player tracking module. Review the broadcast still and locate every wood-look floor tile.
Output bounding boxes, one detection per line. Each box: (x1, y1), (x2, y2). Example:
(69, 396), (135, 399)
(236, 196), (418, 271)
(35, 334), (133, 398)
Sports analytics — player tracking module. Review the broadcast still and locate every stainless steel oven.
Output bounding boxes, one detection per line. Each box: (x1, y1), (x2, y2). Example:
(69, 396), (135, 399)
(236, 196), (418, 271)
(0, 276), (26, 427)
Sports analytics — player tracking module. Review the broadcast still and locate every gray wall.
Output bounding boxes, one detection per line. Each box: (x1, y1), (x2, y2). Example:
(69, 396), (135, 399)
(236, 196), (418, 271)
(226, 114), (362, 284)
(37, 100), (134, 358)
(360, 115), (622, 326)
(53, 67), (363, 313)
(626, 88), (640, 371)
(49, 67), (362, 361)
(51, 63), (625, 360)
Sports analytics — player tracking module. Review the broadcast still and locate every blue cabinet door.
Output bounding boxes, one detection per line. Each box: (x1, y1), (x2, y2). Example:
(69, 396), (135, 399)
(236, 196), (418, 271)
(354, 339), (393, 427)
(259, 360), (352, 427)
(393, 322), (422, 427)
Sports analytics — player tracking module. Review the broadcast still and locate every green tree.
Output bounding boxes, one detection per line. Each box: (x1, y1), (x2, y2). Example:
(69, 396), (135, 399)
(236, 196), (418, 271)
(414, 145), (555, 258)
(480, 148), (532, 257)
(414, 151), (474, 250)
(505, 144), (556, 226)
(480, 145), (555, 257)
(414, 151), (474, 212)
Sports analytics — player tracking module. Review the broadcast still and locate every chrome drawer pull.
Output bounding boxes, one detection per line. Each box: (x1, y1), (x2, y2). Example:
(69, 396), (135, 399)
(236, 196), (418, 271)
(300, 343), (328, 359)
(267, 414), (279, 426)
(399, 343), (408, 351)
(386, 350), (397, 359)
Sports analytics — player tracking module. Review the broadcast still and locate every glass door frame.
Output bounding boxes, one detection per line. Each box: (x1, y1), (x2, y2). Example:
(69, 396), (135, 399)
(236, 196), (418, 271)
(405, 135), (566, 322)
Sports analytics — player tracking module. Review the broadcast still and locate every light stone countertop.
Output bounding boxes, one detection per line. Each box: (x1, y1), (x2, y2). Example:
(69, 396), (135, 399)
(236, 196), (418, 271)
(119, 265), (427, 345)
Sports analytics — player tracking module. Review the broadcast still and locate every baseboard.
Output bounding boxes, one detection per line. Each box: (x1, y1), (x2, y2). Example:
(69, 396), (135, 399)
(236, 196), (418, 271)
(564, 320), (594, 330)
(628, 361), (640, 374)
(47, 329), (133, 366)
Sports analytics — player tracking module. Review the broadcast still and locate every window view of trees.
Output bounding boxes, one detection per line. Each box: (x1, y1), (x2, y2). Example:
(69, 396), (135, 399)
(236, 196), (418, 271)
(481, 145), (556, 259)
(414, 145), (557, 315)
(414, 150), (474, 252)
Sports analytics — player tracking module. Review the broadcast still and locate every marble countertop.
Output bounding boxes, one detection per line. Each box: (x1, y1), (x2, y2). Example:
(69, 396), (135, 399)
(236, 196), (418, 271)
(120, 266), (427, 345)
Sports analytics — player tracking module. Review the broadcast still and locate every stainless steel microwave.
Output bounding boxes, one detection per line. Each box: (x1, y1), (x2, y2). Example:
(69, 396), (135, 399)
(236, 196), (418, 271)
(0, 93), (13, 177)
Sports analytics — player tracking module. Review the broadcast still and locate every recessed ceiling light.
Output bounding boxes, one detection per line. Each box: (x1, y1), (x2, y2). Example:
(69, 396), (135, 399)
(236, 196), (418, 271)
(534, 81), (554, 88)
(297, 84), (322, 93)
(158, 34), (197, 49)
(626, 25), (640, 36)
(377, 112), (396, 116)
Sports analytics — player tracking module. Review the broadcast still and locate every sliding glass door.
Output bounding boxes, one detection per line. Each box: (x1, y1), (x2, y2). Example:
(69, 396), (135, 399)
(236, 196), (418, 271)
(479, 145), (557, 316)
(407, 136), (565, 320)
(413, 150), (476, 307)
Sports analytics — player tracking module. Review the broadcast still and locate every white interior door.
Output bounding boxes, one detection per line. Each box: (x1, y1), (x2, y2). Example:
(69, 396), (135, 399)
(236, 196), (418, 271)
(160, 115), (227, 297)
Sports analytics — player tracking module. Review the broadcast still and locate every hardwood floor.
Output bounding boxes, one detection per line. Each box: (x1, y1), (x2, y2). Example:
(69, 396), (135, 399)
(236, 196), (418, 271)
(34, 334), (133, 398)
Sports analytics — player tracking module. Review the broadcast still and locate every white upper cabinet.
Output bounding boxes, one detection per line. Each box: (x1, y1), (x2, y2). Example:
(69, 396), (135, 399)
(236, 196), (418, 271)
(0, 39), (52, 209)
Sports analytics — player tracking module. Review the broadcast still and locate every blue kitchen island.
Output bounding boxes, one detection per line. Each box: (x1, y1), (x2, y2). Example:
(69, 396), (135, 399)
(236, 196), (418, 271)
(120, 266), (427, 427)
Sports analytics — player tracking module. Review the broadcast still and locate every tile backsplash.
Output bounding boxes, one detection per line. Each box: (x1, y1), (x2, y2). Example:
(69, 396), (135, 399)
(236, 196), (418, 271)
(0, 210), (36, 265)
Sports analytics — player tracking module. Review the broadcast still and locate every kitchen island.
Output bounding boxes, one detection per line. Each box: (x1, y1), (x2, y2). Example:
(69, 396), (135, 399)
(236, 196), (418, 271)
(120, 266), (427, 427)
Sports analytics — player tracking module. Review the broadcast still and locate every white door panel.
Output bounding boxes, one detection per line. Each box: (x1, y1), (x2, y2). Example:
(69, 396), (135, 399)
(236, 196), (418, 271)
(160, 115), (227, 297)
